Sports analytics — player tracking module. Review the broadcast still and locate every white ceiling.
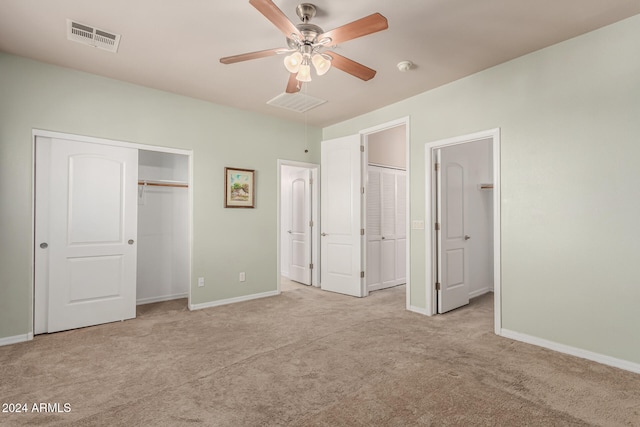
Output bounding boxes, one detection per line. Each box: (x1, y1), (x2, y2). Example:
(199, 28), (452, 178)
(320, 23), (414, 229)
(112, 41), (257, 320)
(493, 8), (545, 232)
(1, 0), (639, 127)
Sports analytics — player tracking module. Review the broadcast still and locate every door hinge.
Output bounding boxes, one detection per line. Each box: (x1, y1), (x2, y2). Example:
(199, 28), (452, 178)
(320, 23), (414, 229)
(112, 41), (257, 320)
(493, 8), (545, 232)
(360, 146), (365, 152)
(361, 228), (365, 235)
(435, 282), (441, 291)
(435, 162), (440, 172)
(309, 178), (313, 185)
(362, 186), (365, 194)
(309, 263), (314, 270)
(309, 220), (314, 227)
(435, 222), (441, 231)
(360, 271), (365, 278)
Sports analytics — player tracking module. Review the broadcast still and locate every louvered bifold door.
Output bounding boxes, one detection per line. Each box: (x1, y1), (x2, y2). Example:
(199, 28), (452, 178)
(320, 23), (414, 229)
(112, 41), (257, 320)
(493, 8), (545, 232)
(366, 168), (382, 288)
(381, 170), (398, 287)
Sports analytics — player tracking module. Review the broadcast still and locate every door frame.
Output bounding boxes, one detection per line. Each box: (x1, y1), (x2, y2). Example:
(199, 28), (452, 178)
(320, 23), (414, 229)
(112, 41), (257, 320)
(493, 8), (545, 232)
(360, 117), (411, 305)
(276, 159), (319, 291)
(31, 129), (194, 334)
(424, 128), (501, 333)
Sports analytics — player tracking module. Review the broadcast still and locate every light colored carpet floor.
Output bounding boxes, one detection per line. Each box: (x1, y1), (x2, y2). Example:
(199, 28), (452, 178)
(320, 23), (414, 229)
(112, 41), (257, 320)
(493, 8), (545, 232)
(1, 281), (639, 426)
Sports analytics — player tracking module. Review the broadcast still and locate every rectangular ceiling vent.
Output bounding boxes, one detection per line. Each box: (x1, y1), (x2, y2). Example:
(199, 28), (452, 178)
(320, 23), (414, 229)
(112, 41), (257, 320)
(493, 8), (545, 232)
(267, 93), (327, 113)
(66, 19), (121, 53)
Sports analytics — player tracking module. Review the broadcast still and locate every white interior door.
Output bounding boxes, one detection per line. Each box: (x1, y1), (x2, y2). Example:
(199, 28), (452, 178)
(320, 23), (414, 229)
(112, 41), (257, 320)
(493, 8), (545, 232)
(288, 168), (311, 285)
(320, 135), (364, 297)
(437, 147), (470, 313)
(36, 137), (138, 333)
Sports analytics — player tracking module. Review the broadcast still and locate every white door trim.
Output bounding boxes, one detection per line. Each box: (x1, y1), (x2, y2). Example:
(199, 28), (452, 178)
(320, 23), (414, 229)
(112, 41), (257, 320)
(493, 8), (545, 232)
(277, 159), (320, 291)
(31, 129), (194, 335)
(359, 117), (411, 307)
(424, 128), (501, 334)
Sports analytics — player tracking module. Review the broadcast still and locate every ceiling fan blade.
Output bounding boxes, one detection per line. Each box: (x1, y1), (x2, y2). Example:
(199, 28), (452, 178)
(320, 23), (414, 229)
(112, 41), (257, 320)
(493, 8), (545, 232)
(249, 0), (302, 39)
(320, 13), (388, 46)
(286, 73), (301, 93)
(327, 52), (376, 81)
(220, 48), (283, 64)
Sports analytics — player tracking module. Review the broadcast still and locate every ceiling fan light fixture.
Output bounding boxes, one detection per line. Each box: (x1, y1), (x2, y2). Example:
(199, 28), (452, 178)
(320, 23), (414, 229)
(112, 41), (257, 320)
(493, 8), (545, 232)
(284, 51), (303, 73)
(296, 63), (312, 82)
(220, 2), (388, 93)
(312, 53), (331, 76)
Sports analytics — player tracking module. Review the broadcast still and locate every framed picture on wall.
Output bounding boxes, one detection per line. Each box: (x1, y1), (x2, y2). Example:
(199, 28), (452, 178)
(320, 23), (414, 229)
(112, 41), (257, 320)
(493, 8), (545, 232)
(224, 167), (255, 208)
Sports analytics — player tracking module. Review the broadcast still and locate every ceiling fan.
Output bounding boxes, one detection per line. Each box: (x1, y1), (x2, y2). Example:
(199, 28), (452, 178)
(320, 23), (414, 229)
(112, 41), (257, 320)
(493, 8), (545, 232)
(220, 0), (388, 93)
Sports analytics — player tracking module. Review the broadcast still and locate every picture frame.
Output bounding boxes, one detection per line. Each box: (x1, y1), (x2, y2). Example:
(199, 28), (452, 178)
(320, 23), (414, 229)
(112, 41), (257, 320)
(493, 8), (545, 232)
(224, 167), (255, 208)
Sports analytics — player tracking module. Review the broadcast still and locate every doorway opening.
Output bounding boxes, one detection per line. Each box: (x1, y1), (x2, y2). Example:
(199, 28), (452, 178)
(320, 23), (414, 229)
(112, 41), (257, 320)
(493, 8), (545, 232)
(137, 150), (190, 306)
(362, 123), (408, 296)
(317, 117), (410, 304)
(277, 160), (319, 292)
(32, 130), (193, 334)
(425, 129), (501, 333)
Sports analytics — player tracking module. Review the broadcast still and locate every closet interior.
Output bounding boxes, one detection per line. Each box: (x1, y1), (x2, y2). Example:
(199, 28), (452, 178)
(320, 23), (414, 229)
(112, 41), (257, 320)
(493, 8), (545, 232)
(137, 150), (189, 305)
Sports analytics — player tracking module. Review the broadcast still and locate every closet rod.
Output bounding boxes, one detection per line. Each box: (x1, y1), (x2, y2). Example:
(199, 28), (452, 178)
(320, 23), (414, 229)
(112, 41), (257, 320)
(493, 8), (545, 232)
(138, 180), (188, 188)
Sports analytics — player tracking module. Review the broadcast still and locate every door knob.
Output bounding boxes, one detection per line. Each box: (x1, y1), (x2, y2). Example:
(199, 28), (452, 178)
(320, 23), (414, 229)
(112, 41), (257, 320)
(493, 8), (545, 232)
(464, 235), (471, 240)
(40, 242), (48, 249)
(128, 239), (135, 245)
(287, 230), (292, 234)
(382, 236), (386, 240)
(321, 233), (328, 236)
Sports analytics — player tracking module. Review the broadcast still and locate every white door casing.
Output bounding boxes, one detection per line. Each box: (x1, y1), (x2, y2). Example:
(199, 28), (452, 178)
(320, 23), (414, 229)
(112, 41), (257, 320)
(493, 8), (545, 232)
(437, 147), (470, 313)
(289, 168), (311, 285)
(425, 128), (501, 329)
(320, 135), (364, 297)
(36, 137), (138, 333)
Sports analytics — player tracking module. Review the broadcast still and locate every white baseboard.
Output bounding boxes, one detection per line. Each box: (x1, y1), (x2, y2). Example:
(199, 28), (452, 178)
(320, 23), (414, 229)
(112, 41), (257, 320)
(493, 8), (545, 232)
(137, 292), (188, 306)
(407, 304), (431, 316)
(189, 290), (279, 311)
(469, 287), (492, 299)
(500, 329), (640, 374)
(0, 333), (33, 347)
(369, 281), (406, 293)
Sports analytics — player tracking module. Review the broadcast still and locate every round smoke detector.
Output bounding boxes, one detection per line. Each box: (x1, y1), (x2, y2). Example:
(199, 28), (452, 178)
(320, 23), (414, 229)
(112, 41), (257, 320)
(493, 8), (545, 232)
(397, 61), (413, 72)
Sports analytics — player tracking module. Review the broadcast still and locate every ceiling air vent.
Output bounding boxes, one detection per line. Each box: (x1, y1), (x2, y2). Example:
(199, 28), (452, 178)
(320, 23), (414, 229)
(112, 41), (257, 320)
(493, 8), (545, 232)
(67, 19), (121, 53)
(267, 93), (327, 113)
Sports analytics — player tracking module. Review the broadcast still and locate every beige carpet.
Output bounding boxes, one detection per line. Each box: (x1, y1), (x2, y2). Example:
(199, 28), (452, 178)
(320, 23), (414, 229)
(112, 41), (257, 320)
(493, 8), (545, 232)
(1, 282), (639, 426)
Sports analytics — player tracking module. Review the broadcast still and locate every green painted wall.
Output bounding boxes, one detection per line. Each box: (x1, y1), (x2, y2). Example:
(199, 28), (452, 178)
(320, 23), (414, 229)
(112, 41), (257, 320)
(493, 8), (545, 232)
(3, 14), (640, 367)
(0, 53), (321, 339)
(324, 15), (640, 364)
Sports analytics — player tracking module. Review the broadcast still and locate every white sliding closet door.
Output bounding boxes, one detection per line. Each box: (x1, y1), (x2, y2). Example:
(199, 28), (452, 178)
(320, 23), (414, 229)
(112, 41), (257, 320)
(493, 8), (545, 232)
(366, 166), (406, 292)
(35, 137), (138, 333)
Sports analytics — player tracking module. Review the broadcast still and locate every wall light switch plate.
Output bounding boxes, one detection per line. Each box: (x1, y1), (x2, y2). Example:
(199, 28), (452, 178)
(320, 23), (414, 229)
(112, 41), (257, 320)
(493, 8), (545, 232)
(412, 220), (425, 230)
(197, 277), (205, 287)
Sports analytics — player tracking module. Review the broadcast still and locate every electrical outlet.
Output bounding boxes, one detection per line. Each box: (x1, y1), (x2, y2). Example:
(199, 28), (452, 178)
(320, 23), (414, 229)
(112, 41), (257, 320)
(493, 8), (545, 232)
(198, 277), (205, 287)
(239, 272), (246, 282)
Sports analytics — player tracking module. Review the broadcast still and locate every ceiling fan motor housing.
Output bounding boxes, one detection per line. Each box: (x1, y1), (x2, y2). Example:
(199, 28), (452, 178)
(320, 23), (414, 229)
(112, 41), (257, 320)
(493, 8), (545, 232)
(287, 4), (324, 48)
(296, 3), (317, 22)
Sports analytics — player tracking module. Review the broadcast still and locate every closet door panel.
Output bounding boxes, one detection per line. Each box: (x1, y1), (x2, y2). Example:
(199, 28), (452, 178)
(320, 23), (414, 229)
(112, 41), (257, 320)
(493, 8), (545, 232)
(366, 168), (382, 288)
(382, 171), (396, 238)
